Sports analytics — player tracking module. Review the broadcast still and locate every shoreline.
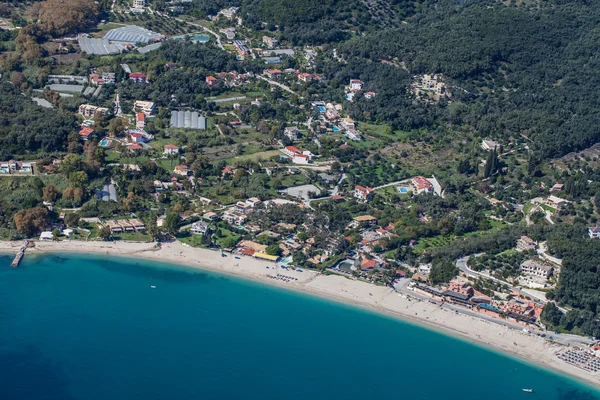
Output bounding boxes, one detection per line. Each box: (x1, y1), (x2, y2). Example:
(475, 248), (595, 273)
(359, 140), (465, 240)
(2, 240), (599, 390)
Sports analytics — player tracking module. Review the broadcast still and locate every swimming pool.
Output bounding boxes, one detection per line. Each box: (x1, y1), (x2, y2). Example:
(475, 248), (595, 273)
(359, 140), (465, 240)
(317, 106), (326, 112)
(173, 33), (210, 44)
(332, 126), (340, 132)
(100, 139), (112, 147)
(398, 187), (409, 193)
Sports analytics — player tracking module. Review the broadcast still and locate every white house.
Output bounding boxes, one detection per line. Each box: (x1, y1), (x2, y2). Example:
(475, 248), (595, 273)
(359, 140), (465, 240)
(349, 79), (363, 91)
(293, 153), (311, 164)
(190, 221), (209, 235)
(129, 132), (145, 143)
(354, 185), (374, 202)
(39, 231), (54, 241)
(163, 144), (179, 155)
(520, 259), (553, 280)
(134, 100), (155, 116)
(284, 126), (300, 141)
(589, 227), (600, 239)
(411, 176), (433, 195)
(481, 139), (500, 151)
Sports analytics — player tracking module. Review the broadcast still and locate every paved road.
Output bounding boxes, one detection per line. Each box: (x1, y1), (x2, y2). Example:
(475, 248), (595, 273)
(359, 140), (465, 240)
(373, 179), (410, 191)
(210, 96), (247, 103)
(258, 75), (298, 96)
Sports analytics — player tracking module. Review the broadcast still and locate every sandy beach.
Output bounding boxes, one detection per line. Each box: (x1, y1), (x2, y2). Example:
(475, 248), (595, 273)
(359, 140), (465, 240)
(1, 239), (598, 388)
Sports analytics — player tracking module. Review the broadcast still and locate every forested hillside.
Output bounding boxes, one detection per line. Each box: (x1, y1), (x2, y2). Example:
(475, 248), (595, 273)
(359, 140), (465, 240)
(0, 82), (75, 158)
(336, 0), (600, 158)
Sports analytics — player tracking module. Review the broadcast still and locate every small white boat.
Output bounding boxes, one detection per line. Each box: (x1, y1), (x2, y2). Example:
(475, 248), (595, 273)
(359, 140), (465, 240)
(151, 285), (156, 289)
(522, 389), (533, 393)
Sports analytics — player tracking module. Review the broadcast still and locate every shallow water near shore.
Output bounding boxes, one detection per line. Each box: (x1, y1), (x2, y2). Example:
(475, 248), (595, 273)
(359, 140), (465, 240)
(1, 253), (599, 400)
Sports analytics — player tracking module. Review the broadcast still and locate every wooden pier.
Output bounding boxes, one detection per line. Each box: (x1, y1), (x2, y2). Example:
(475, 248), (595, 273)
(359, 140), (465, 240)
(10, 240), (29, 268)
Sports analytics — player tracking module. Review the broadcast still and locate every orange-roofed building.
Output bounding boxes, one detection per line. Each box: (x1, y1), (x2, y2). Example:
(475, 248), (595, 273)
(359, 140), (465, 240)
(78, 127), (94, 140)
(411, 176), (433, 194)
(206, 76), (218, 86)
(360, 258), (378, 270)
(354, 185), (374, 202)
(136, 112), (146, 129)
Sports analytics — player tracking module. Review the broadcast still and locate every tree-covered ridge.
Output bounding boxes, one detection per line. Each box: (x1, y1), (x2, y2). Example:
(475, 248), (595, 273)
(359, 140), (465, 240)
(335, 0), (600, 158)
(0, 82), (76, 158)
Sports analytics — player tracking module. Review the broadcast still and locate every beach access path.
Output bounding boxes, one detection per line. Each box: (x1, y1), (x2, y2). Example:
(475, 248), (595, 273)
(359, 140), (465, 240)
(1, 239), (598, 389)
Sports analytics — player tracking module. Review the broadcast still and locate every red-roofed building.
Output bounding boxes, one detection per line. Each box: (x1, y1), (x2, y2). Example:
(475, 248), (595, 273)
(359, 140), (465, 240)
(128, 143), (143, 151)
(78, 127), (94, 140)
(396, 269), (407, 278)
(206, 76), (218, 86)
(360, 258), (378, 270)
(163, 144), (179, 155)
(331, 195), (345, 202)
(222, 166), (233, 177)
(411, 176), (433, 194)
(281, 145), (301, 157)
(298, 73), (314, 82)
(130, 132), (145, 143)
(293, 153), (310, 164)
(242, 248), (255, 256)
(136, 112), (145, 129)
(354, 185), (374, 202)
(174, 165), (189, 176)
(129, 73), (147, 83)
(264, 69), (282, 79)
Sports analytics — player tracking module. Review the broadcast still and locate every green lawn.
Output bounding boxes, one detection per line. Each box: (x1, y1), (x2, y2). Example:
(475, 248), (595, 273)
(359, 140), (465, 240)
(112, 231), (152, 242)
(413, 235), (455, 253)
(225, 149), (281, 163)
(178, 231), (209, 248)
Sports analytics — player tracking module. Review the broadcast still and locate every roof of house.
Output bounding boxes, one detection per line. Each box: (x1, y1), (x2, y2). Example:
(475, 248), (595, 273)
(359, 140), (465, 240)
(355, 185), (373, 194)
(294, 153), (309, 159)
(589, 227), (600, 234)
(206, 76), (217, 81)
(130, 73), (147, 78)
(130, 133), (144, 138)
(412, 176), (433, 189)
(129, 143), (143, 150)
(164, 144), (179, 149)
(136, 112), (145, 121)
(361, 259), (377, 268)
(285, 146), (302, 154)
(174, 165), (188, 170)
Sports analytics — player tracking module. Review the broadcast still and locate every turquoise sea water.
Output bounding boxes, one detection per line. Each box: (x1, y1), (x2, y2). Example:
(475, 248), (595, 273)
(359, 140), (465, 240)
(1, 252), (599, 400)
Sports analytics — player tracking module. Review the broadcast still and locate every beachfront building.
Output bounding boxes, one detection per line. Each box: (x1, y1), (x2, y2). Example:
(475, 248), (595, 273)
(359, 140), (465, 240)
(520, 259), (553, 280)
(39, 231), (54, 241)
(190, 221), (209, 235)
